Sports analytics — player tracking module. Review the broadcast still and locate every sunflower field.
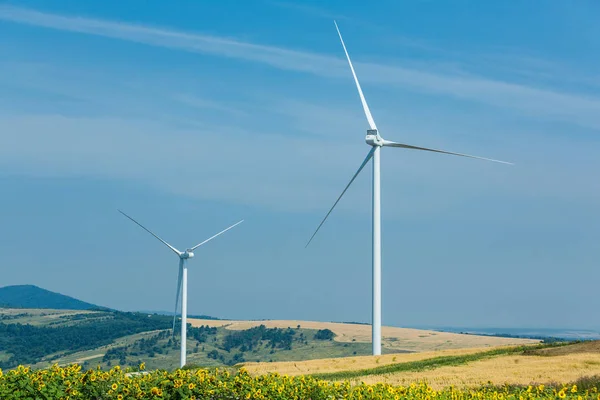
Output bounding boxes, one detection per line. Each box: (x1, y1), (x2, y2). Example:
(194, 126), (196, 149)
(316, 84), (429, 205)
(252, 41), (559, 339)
(0, 363), (598, 400)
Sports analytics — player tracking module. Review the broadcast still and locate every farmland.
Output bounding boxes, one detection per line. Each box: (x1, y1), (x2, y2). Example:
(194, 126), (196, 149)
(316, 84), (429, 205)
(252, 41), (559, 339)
(244, 341), (600, 390)
(2, 308), (600, 398)
(188, 319), (539, 352)
(1, 308), (539, 371)
(1, 359), (599, 399)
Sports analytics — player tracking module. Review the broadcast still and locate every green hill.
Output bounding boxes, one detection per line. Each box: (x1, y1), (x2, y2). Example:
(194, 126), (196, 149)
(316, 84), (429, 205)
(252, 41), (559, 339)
(0, 285), (101, 310)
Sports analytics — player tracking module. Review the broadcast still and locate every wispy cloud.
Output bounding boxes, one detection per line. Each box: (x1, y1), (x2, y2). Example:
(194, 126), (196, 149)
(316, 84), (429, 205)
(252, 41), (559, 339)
(265, 1), (352, 22)
(2, 5), (600, 130)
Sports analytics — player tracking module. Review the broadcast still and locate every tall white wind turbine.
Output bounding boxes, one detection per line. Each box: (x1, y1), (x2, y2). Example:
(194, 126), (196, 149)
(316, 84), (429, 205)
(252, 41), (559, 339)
(119, 210), (243, 367)
(306, 22), (512, 356)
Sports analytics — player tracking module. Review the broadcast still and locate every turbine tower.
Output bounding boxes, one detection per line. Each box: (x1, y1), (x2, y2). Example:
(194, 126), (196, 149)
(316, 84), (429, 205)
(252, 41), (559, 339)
(119, 210), (243, 367)
(306, 22), (512, 356)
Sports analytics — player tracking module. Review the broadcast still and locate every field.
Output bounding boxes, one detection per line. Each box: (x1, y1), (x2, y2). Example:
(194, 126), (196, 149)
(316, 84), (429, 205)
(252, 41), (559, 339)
(1, 360), (598, 399)
(188, 319), (539, 352)
(2, 308), (600, 397)
(2, 308), (540, 372)
(243, 341), (600, 390)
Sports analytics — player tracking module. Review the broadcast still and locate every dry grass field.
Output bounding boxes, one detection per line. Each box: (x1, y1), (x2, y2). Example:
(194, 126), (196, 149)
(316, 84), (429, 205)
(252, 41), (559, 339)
(241, 346), (491, 376)
(356, 347), (600, 389)
(242, 340), (600, 390)
(188, 318), (539, 353)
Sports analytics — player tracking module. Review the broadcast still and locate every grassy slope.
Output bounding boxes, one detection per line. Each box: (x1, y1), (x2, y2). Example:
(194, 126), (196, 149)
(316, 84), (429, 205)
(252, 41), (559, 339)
(24, 320), (378, 371)
(189, 319), (540, 352)
(1, 308), (556, 376)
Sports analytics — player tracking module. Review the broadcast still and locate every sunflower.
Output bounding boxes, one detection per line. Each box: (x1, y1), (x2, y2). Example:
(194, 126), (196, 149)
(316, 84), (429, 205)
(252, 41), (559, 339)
(537, 384), (545, 392)
(111, 383), (118, 390)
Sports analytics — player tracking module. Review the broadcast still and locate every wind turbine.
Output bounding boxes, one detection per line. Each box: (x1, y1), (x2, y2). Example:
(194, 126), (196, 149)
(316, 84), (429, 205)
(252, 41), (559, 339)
(306, 22), (512, 356)
(118, 210), (243, 367)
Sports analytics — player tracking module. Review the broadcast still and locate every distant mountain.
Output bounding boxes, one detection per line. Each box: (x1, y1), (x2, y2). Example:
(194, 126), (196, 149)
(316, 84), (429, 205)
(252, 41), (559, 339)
(0, 285), (102, 310)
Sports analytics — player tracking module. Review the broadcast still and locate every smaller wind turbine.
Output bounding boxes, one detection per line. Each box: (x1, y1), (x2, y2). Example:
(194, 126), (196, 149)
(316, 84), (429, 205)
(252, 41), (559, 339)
(118, 210), (243, 368)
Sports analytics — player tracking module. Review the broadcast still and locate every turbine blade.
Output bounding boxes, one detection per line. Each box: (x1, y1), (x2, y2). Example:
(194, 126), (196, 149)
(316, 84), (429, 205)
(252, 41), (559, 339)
(190, 220), (244, 251)
(334, 21), (377, 131)
(118, 210), (182, 255)
(382, 140), (513, 165)
(306, 147), (375, 248)
(173, 259), (183, 335)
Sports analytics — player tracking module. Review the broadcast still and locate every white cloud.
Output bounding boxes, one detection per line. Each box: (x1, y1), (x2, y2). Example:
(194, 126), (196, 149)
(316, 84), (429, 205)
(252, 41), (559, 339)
(2, 5), (600, 130)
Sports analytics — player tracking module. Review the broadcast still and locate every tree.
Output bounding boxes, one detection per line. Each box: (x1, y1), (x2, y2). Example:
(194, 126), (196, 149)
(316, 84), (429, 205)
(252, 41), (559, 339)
(314, 329), (335, 340)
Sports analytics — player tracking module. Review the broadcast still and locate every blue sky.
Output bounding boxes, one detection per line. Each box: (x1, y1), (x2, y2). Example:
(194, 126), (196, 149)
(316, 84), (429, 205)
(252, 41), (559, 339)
(1, 0), (599, 330)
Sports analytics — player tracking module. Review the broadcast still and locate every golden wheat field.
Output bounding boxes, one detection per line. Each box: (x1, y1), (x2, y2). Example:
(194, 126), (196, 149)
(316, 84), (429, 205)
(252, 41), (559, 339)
(356, 352), (600, 389)
(243, 341), (600, 390)
(241, 346), (489, 376)
(188, 319), (539, 352)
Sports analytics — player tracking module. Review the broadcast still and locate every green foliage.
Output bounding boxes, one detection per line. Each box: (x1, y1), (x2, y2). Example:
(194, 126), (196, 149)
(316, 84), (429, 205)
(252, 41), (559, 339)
(221, 325), (297, 352)
(0, 311), (171, 368)
(1, 310), (373, 370)
(314, 329), (335, 340)
(188, 325), (217, 343)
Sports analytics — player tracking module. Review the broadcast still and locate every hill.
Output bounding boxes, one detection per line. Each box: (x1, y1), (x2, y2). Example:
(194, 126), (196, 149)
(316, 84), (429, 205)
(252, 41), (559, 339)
(0, 285), (101, 310)
(188, 319), (540, 352)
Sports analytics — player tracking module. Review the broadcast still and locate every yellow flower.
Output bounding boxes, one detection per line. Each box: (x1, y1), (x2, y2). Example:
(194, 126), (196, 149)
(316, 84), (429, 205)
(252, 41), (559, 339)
(537, 384), (545, 392)
(139, 362), (146, 371)
(151, 387), (160, 395)
(558, 390), (566, 399)
(188, 383), (196, 390)
(0, 368), (3, 378)
(111, 383), (118, 390)
(117, 395), (123, 400)
(571, 385), (578, 393)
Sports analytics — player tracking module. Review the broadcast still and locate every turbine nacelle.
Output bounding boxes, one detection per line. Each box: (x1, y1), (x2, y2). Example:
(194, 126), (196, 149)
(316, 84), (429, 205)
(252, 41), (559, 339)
(180, 250), (194, 259)
(365, 129), (383, 147)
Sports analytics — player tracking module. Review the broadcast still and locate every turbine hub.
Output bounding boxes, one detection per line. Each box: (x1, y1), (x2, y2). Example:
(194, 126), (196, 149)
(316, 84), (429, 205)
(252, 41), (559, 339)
(365, 129), (383, 147)
(181, 250), (194, 259)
